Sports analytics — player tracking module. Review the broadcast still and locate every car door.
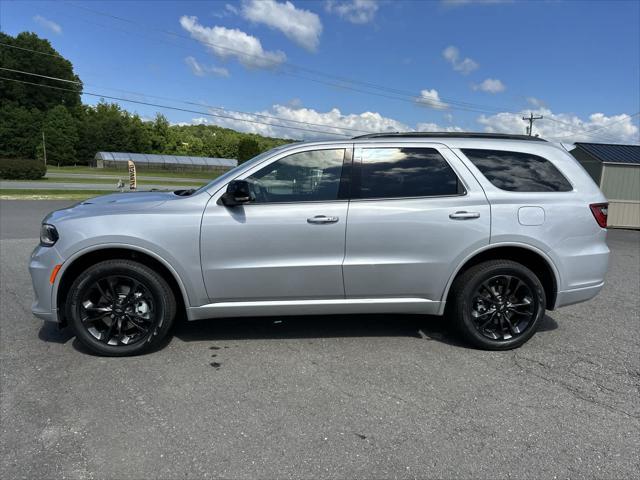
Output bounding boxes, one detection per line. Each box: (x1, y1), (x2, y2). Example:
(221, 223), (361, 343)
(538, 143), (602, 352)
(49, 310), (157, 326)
(201, 145), (352, 302)
(343, 143), (490, 305)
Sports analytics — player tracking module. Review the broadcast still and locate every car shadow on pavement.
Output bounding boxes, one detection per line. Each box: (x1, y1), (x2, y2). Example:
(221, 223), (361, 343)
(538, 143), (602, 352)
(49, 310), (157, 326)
(37, 313), (558, 352)
(38, 322), (75, 344)
(172, 313), (559, 348)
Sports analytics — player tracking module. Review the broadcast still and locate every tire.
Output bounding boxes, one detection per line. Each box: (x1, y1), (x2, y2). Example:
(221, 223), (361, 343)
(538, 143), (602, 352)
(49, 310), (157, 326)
(449, 260), (546, 350)
(66, 259), (176, 356)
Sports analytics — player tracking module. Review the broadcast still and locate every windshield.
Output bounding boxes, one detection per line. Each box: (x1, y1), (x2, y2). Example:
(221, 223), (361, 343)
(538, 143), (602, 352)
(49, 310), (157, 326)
(190, 144), (294, 196)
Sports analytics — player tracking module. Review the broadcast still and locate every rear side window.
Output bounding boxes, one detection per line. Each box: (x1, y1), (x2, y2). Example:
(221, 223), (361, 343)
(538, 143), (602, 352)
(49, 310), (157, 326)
(462, 149), (572, 192)
(355, 147), (463, 199)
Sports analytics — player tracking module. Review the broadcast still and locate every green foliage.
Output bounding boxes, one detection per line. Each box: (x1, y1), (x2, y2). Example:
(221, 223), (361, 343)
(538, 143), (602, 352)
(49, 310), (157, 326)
(0, 157), (46, 179)
(237, 138), (262, 163)
(0, 105), (43, 158)
(40, 105), (79, 166)
(0, 32), (81, 110)
(0, 31), (293, 168)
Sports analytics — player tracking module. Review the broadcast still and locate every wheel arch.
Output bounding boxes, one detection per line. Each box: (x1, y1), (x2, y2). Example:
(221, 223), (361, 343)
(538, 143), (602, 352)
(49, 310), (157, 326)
(54, 244), (189, 326)
(441, 243), (560, 314)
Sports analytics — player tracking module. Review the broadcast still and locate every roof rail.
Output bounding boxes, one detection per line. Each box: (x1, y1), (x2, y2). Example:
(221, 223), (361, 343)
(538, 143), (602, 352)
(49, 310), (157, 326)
(352, 132), (547, 142)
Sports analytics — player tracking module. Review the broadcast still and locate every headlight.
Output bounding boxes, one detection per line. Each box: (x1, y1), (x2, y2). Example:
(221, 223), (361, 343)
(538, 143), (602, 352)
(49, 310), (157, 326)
(40, 224), (59, 247)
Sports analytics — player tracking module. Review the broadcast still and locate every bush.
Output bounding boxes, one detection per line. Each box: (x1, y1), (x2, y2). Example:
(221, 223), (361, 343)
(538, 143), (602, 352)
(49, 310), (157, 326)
(0, 158), (46, 180)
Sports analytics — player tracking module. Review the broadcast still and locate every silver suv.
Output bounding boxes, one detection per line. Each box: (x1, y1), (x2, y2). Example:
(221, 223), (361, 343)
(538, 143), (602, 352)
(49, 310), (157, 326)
(29, 133), (610, 356)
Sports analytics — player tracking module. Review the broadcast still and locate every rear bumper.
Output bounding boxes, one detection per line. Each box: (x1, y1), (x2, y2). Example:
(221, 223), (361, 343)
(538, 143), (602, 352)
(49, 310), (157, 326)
(554, 281), (604, 309)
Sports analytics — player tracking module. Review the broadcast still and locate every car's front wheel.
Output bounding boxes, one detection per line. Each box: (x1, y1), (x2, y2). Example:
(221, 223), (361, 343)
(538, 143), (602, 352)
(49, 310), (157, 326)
(66, 259), (176, 356)
(449, 260), (546, 350)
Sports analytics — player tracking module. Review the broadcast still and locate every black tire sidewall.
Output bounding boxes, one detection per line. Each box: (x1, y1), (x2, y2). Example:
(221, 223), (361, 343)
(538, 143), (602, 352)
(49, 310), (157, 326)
(66, 260), (175, 356)
(455, 262), (546, 350)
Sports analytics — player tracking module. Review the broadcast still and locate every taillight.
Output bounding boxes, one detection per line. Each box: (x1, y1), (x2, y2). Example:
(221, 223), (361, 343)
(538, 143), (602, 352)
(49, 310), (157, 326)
(590, 203), (608, 228)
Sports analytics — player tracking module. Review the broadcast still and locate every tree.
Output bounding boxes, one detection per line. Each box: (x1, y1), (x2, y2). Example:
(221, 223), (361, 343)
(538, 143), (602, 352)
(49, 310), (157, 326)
(41, 105), (79, 165)
(237, 137), (261, 163)
(0, 105), (43, 158)
(0, 32), (82, 110)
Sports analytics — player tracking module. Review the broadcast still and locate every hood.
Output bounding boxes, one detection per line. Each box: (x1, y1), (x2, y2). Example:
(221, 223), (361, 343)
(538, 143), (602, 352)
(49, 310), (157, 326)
(43, 190), (179, 224)
(79, 190), (177, 207)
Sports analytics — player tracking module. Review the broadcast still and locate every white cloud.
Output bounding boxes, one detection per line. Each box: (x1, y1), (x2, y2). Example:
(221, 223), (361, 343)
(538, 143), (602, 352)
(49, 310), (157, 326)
(195, 103), (408, 140)
(416, 89), (449, 110)
(473, 78), (506, 94)
(185, 56), (230, 77)
(442, 45), (479, 75)
(526, 97), (546, 108)
(33, 15), (62, 35)
(325, 0), (379, 24)
(416, 122), (464, 132)
(190, 101), (639, 145)
(212, 4), (240, 18)
(478, 108), (639, 143)
(241, 0), (322, 51)
(180, 15), (286, 69)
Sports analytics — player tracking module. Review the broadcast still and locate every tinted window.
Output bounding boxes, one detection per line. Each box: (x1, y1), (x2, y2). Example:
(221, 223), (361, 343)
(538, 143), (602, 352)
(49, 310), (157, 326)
(246, 149), (345, 203)
(355, 147), (462, 199)
(462, 149), (572, 192)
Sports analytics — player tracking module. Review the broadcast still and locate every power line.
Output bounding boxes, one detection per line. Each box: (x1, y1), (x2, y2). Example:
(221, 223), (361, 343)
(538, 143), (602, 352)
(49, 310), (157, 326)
(548, 112), (640, 141)
(0, 67), (373, 134)
(0, 76), (357, 138)
(0, 41), (63, 58)
(4, 43), (637, 142)
(544, 116), (631, 143)
(59, 0), (522, 115)
(0, 66), (81, 84)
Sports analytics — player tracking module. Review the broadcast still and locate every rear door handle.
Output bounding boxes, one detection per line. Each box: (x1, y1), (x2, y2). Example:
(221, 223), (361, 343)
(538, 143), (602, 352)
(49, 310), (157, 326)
(449, 211), (480, 220)
(307, 215), (339, 224)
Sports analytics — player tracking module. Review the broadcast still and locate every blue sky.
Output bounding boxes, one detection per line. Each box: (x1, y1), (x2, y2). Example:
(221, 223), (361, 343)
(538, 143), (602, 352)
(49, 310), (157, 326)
(2, 0), (639, 143)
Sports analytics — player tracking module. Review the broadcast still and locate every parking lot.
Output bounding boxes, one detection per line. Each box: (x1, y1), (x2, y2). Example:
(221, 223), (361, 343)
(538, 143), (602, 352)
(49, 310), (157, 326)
(1, 199), (638, 479)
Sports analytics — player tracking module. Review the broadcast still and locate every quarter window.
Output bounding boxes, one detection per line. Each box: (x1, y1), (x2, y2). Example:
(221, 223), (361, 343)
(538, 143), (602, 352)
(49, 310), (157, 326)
(246, 149), (345, 203)
(462, 149), (572, 192)
(355, 147), (463, 199)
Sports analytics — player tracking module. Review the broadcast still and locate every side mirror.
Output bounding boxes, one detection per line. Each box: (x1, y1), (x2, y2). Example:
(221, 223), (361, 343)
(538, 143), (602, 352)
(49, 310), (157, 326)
(221, 180), (254, 206)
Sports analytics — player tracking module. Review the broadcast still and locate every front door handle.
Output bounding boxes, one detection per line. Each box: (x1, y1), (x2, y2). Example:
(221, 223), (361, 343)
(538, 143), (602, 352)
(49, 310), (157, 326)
(307, 215), (339, 224)
(449, 211), (480, 220)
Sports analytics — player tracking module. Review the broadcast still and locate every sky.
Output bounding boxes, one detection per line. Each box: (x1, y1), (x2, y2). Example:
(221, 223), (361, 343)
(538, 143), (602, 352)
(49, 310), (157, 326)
(2, 0), (639, 143)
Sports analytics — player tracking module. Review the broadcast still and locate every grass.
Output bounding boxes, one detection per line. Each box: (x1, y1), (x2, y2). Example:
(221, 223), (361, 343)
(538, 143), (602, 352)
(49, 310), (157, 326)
(47, 165), (220, 180)
(0, 189), (110, 200)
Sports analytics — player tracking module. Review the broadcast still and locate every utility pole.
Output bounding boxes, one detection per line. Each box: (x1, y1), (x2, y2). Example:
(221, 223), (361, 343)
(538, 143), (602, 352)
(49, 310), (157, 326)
(42, 131), (47, 167)
(523, 112), (543, 136)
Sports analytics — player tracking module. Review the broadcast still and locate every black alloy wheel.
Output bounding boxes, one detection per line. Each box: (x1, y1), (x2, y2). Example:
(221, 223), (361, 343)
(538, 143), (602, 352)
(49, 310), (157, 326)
(449, 260), (546, 350)
(470, 274), (536, 341)
(79, 275), (156, 346)
(66, 259), (176, 356)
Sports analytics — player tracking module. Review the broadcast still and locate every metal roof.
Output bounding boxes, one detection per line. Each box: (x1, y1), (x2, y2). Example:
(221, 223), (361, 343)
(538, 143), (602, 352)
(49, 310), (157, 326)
(352, 132), (547, 142)
(95, 152), (237, 168)
(573, 143), (640, 165)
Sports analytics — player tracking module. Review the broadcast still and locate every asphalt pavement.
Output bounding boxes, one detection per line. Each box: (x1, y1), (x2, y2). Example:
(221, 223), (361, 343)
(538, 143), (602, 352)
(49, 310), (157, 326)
(1, 200), (639, 479)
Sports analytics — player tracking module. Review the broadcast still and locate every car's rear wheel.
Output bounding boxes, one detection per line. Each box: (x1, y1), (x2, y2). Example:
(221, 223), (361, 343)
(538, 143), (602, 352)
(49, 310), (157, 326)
(66, 259), (176, 356)
(449, 260), (546, 350)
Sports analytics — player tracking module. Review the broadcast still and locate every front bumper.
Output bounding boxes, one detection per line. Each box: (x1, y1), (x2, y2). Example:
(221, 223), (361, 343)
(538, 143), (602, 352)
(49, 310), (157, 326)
(29, 244), (64, 323)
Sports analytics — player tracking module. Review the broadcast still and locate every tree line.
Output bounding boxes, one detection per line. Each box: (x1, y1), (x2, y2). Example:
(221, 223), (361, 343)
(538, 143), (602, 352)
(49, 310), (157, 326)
(0, 32), (292, 166)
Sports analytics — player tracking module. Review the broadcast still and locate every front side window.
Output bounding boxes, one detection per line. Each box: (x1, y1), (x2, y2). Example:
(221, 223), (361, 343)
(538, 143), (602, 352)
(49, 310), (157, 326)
(246, 148), (345, 203)
(355, 147), (462, 199)
(462, 149), (573, 192)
